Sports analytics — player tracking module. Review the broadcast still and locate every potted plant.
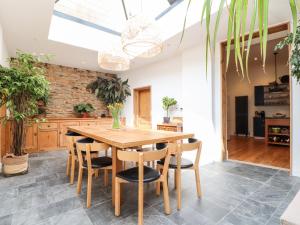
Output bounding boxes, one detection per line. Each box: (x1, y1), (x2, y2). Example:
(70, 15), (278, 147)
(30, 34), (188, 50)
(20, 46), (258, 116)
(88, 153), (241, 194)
(73, 103), (95, 118)
(162, 96), (177, 123)
(0, 51), (50, 176)
(87, 76), (131, 127)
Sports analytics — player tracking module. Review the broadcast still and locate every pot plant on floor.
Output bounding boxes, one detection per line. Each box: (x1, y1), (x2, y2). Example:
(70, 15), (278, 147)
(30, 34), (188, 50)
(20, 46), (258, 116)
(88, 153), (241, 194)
(162, 96), (177, 124)
(87, 76), (131, 129)
(0, 51), (50, 176)
(73, 103), (95, 118)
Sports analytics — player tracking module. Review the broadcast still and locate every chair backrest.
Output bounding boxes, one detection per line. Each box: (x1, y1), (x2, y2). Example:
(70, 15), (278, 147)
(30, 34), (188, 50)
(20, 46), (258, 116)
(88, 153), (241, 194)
(76, 138), (110, 170)
(65, 132), (84, 157)
(117, 143), (176, 181)
(180, 138), (202, 166)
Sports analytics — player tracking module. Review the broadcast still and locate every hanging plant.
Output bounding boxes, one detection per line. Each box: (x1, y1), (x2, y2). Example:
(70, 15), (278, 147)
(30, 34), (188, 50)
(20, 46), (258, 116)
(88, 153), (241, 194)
(275, 24), (300, 83)
(87, 76), (131, 106)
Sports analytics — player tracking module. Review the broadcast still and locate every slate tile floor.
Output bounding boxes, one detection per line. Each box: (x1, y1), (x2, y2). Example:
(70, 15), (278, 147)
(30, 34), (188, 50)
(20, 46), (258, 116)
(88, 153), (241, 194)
(0, 151), (300, 225)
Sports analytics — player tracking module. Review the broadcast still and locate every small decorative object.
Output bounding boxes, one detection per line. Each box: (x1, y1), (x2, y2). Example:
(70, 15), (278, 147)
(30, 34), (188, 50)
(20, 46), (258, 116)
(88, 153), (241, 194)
(0, 50), (50, 176)
(73, 103), (95, 118)
(107, 103), (123, 129)
(271, 127), (281, 134)
(162, 96), (177, 124)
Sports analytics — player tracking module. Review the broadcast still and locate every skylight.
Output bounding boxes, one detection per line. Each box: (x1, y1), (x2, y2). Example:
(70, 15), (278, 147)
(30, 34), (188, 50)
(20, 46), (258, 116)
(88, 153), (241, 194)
(54, 0), (180, 35)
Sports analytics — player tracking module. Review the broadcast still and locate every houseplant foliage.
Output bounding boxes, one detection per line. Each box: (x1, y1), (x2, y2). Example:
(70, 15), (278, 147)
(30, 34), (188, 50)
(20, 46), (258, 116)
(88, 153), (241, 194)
(0, 51), (50, 174)
(162, 97), (177, 123)
(182, 0), (299, 79)
(275, 24), (300, 83)
(87, 76), (131, 106)
(107, 103), (123, 129)
(73, 103), (95, 118)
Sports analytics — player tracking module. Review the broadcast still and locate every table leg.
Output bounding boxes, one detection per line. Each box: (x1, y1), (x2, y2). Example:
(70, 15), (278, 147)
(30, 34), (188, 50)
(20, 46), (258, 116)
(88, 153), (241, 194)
(112, 146), (122, 206)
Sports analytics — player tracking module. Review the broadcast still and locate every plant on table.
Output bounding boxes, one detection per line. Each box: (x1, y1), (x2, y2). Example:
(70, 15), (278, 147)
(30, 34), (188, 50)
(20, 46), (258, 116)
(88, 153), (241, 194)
(73, 103), (95, 118)
(107, 103), (123, 129)
(0, 50), (50, 175)
(162, 97), (177, 123)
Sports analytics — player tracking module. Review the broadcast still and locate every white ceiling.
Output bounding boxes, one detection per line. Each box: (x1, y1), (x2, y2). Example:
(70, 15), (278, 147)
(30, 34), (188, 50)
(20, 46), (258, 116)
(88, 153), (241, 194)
(0, 0), (292, 74)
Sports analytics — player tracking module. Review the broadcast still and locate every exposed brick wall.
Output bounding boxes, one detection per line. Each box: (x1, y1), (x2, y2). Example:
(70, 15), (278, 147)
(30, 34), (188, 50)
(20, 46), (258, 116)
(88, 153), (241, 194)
(44, 64), (115, 118)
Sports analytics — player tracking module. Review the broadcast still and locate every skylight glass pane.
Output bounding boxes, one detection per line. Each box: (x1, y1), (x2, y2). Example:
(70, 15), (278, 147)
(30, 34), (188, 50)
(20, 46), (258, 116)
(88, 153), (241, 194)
(54, 0), (177, 33)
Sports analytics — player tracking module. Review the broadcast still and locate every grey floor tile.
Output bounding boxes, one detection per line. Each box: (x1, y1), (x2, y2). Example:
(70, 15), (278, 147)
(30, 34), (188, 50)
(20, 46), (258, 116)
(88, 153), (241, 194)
(266, 170), (300, 191)
(218, 212), (263, 225)
(0, 151), (297, 225)
(226, 166), (274, 182)
(49, 208), (93, 225)
(249, 184), (289, 208)
(265, 216), (281, 225)
(231, 199), (276, 224)
(0, 214), (12, 225)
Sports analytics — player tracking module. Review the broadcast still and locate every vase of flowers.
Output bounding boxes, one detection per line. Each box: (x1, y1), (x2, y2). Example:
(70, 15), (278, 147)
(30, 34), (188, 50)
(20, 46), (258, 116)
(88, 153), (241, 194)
(108, 103), (123, 129)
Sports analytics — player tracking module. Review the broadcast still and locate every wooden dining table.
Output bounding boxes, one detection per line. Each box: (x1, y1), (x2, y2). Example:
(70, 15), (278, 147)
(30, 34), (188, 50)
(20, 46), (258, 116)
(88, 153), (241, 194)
(67, 125), (194, 206)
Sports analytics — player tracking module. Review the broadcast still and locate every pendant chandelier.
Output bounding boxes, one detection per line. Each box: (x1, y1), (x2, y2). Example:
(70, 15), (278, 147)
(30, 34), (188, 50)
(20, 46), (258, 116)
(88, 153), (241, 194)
(121, 15), (162, 58)
(97, 51), (130, 71)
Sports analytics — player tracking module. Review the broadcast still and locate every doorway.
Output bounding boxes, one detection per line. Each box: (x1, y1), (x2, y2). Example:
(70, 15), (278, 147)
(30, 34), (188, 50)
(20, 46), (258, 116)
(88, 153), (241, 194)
(221, 22), (291, 170)
(134, 86), (152, 129)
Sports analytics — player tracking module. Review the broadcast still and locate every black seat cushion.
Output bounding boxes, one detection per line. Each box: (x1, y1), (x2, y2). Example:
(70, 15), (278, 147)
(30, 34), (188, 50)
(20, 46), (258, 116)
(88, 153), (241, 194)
(83, 156), (112, 168)
(65, 131), (81, 136)
(117, 166), (160, 183)
(188, 138), (198, 143)
(157, 156), (193, 169)
(156, 142), (167, 150)
(76, 137), (94, 143)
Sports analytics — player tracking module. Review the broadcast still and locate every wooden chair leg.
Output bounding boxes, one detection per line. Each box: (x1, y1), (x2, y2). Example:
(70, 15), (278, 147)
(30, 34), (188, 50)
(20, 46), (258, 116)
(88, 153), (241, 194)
(156, 181), (161, 196)
(77, 167), (83, 194)
(66, 154), (71, 176)
(104, 169), (108, 187)
(138, 181), (144, 225)
(174, 169), (177, 189)
(195, 168), (202, 197)
(95, 169), (99, 178)
(87, 172), (92, 208)
(156, 165), (161, 196)
(115, 178), (121, 216)
(162, 180), (171, 214)
(70, 158), (76, 184)
(176, 168), (181, 210)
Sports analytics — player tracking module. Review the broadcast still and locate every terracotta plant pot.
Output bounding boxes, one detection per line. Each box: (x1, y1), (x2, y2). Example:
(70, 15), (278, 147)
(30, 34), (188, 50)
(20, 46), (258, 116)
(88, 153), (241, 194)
(81, 112), (90, 118)
(2, 153), (29, 176)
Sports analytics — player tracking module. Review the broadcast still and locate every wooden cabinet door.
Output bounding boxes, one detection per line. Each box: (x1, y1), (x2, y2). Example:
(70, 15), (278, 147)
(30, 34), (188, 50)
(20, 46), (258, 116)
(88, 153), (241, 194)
(59, 122), (80, 147)
(79, 121), (98, 126)
(23, 123), (38, 152)
(38, 130), (58, 151)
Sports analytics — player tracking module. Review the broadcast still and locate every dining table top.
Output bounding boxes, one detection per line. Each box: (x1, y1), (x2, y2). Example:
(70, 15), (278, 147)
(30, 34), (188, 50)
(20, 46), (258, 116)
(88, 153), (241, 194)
(67, 125), (194, 148)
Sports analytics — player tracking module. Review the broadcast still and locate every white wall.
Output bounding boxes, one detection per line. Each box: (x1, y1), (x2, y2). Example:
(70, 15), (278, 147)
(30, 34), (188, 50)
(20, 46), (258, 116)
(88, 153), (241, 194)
(0, 22), (9, 67)
(120, 53), (183, 128)
(120, 44), (223, 165)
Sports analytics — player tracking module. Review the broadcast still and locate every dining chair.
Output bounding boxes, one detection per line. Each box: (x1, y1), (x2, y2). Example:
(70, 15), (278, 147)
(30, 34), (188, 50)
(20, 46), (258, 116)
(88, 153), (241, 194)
(156, 138), (202, 210)
(76, 137), (112, 208)
(65, 131), (84, 184)
(114, 143), (175, 225)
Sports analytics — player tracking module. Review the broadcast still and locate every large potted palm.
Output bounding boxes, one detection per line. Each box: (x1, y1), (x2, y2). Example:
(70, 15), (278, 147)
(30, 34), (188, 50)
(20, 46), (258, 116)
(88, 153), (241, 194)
(0, 51), (50, 176)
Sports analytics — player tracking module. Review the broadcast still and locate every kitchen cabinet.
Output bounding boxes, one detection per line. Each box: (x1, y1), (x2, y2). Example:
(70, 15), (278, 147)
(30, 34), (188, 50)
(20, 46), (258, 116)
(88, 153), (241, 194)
(59, 121), (80, 147)
(23, 123), (38, 152)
